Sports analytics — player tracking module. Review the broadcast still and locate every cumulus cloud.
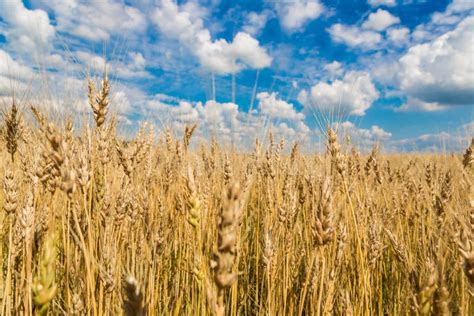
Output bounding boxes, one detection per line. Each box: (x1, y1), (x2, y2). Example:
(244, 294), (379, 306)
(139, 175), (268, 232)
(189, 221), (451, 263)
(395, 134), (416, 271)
(387, 27), (410, 44)
(243, 10), (272, 36)
(272, 0), (325, 32)
(412, 0), (474, 42)
(397, 16), (474, 110)
(75, 51), (107, 70)
(395, 97), (444, 112)
(129, 52), (146, 70)
(147, 95), (241, 140)
(37, 0), (146, 42)
(298, 71), (379, 116)
(152, 0), (272, 74)
(328, 9), (403, 50)
(144, 93), (310, 145)
(431, 0), (474, 25)
(141, 96), (197, 134)
(180, 0), (211, 21)
(367, 0), (396, 7)
(111, 91), (134, 114)
(197, 100), (240, 134)
(149, 98), (200, 123)
(0, 0), (55, 53)
(388, 131), (471, 152)
(204, 90), (308, 140)
(0, 49), (35, 80)
(36, 77), (148, 117)
(325, 121), (392, 150)
(328, 24), (382, 49)
(71, 50), (150, 80)
(197, 98), (309, 142)
(0, 49), (36, 94)
(274, 122), (297, 137)
(362, 9), (400, 31)
(272, 121), (311, 140)
(324, 61), (344, 78)
(0, 76), (28, 95)
(257, 92), (305, 121)
(447, 0), (474, 13)
(339, 121), (391, 140)
(336, 121), (391, 149)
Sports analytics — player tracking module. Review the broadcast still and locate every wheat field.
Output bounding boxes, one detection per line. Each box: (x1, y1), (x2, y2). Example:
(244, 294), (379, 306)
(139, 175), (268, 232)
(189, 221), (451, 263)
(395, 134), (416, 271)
(0, 74), (473, 315)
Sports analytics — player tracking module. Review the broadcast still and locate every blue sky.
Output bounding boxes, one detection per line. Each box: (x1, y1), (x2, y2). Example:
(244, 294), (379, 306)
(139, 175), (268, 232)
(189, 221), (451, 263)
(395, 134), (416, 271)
(0, 0), (472, 151)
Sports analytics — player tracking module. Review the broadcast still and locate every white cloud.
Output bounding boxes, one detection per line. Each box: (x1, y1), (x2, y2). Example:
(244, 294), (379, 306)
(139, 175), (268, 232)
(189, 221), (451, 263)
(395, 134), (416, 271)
(181, 0), (211, 21)
(386, 119), (472, 152)
(129, 52), (146, 70)
(152, 0), (272, 74)
(395, 97), (445, 112)
(362, 9), (400, 31)
(369, 59), (399, 87)
(0, 49), (36, 95)
(447, 0), (474, 13)
(147, 96), (242, 141)
(257, 92), (305, 121)
(392, 132), (451, 152)
(29, 76), (149, 117)
(412, 0), (474, 42)
(37, 0), (146, 41)
(227, 33), (273, 70)
(328, 9), (401, 50)
(273, 0), (325, 32)
(0, 49), (35, 79)
(112, 91), (133, 114)
(369, 125), (392, 140)
(72, 50), (150, 80)
(387, 27), (410, 44)
(197, 100), (240, 135)
(324, 61), (344, 78)
(75, 51), (107, 70)
(434, 0), (474, 23)
(144, 93), (310, 145)
(298, 71), (379, 116)
(171, 101), (201, 123)
(388, 130), (470, 152)
(367, 0), (396, 7)
(0, 0), (55, 53)
(272, 121), (311, 140)
(146, 96), (201, 132)
(113, 52), (151, 79)
(397, 16), (474, 109)
(274, 122), (297, 137)
(433, 14), (464, 27)
(0, 77), (28, 95)
(296, 121), (311, 136)
(339, 121), (392, 141)
(195, 100), (251, 143)
(331, 121), (392, 150)
(328, 24), (382, 49)
(243, 10), (272, 36)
